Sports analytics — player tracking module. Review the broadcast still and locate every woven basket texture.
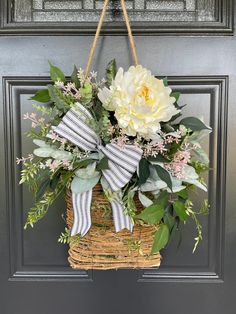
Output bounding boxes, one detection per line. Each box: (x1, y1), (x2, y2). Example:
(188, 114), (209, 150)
(66, 184), (161, 270)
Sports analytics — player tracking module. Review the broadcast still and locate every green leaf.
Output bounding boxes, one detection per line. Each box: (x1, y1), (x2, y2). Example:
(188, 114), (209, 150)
(162, 123), (175, 133)
(176, 103), (187, 110)
(171, 91), (181, 102)
(162, 77), (168, 87)
(179, 117), (211, 132)
(51, 150), (73, 161)
(168, 141), (182, 156)
(154, 190), (169, 207)
(191, 160), (209, 174)
(138, 191), (153, 207)
(151, 224), (169, 254)
(192, 146), (209, 164)
(74, 159), (94, 169)
(49, 62), (66, 83)
(30, 89), (51, 103)
(138, 158), (150, 185)
(71, 65), (80, 88)
(154, 164), (172, 190)
(173, 200), (188, 221)
(80, 82), (93, 105)
(169, 112), (182, 123)
(33, 139), (50, 147)
(36, 178), (51, 201)
(136, 204), (164, 225)
(50, 174), (61, 190)
(106, 59), (117, 86)
(48, 85), (70, 113)
(176, 189), (188, 200)
(75, 162), (99, 179)
(163, 212), (175, 232)
(97, 156), (109, 171)
(71, 174), (100, 194)
(33, 147), (55, 157)
(168, 217), (180, 241)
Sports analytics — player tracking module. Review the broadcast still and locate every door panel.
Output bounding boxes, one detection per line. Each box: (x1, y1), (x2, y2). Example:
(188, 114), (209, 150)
(0, 1), (235, 314)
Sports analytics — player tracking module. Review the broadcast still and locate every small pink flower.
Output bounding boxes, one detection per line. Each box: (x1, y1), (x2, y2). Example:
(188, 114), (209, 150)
(45, 159), (52, 168)
(142, 140), (167, 158)
(164, 148), (191, 179)
(16, 154), (34, 164)
(55, 81), (65, 88)
(62, 160), (70, 166)
(108, 125), (115, 136)
(90, 71), (97, 79)
(65, 82), (75, 92)
(30, 112), (37, 119)
(50, 131), (59, 142)
(29, 154), (34, 161)
(111, 128), (129, 148)
(38, 117), (45, 124)
(23, 113), (29, 120)
(39, 162), (46, 169)
(174, 150), (191, 164)
(165, 136), (173, 144)
(16, 158), (21, 165)
(60, 138), (67, 145)
(49, 160), (61, 172)
(75, 91), (81, 99)
(77, 68), (84, 78)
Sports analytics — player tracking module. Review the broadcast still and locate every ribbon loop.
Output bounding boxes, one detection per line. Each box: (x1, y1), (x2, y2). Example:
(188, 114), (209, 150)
(48, 102), (143, 237)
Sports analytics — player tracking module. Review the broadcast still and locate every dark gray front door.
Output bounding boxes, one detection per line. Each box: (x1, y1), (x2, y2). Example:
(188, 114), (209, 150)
(0, 1), (235, 314)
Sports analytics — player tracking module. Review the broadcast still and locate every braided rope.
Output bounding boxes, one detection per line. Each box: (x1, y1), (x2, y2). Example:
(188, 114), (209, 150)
(85, 0), (139, 77)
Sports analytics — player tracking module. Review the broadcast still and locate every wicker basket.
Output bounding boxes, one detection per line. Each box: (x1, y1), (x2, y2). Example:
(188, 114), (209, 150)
(66, 184), (161, 270)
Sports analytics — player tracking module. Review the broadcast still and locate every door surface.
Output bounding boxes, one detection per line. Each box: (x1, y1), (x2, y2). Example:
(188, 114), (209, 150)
(0, 1), (235, 314)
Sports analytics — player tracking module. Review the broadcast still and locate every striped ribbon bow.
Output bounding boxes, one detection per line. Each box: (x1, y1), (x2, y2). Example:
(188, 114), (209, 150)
(49, 102), (143, 237)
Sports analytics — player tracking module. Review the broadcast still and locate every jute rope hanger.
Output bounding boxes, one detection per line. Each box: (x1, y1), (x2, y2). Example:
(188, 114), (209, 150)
(85, 0), (139, 77)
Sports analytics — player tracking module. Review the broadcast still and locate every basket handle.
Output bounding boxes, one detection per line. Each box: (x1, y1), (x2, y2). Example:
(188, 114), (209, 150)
(85, 0), (139, 77)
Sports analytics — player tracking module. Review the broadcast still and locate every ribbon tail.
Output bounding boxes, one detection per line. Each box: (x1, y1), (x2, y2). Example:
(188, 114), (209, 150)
(70, 189), (93, 237)
(110, 192), (134, 233)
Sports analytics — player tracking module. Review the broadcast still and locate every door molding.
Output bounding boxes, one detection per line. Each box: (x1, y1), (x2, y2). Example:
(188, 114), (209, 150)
(2, 75), (228, 281)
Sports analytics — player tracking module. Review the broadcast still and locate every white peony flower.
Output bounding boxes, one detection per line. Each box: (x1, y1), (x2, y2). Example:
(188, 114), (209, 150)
(98, 65), (179, 139)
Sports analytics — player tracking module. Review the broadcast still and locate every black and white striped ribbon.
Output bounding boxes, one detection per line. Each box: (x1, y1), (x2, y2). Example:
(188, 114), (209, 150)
(48, 102), (143, 237)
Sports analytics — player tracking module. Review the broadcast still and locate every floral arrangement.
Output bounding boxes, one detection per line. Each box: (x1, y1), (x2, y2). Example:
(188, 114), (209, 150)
(18, 60), (211, 256)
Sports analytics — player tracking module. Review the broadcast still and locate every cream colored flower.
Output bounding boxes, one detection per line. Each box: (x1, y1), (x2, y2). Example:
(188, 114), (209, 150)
(98, 65), (179, 139)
